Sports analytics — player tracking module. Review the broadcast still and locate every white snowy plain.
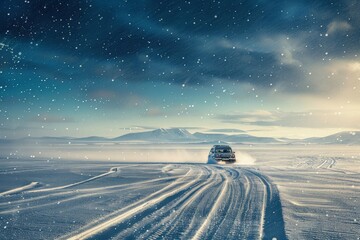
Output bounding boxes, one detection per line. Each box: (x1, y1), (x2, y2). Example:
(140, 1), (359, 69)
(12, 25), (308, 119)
(0, 144), (359, 239)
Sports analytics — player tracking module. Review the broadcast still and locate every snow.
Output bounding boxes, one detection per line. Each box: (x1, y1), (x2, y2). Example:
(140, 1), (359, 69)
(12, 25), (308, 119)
(0, 182), (40, 196)
(0, 144), (359, 239)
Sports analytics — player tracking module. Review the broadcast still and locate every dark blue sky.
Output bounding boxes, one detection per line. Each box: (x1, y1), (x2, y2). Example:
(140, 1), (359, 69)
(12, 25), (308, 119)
(1, 0), (360, 138)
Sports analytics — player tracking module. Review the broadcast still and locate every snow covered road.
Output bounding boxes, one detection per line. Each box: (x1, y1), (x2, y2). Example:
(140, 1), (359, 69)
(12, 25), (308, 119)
(0, 163), (286, 240)
(65, 165), (286, 240)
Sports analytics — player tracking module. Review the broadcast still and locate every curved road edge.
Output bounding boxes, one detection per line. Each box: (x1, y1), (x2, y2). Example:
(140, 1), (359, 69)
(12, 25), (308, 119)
(245, 169), (288, 240)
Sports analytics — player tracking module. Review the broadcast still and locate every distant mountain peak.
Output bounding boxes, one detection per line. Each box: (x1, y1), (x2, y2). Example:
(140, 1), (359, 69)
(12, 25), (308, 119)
(114, 127), (194, 142)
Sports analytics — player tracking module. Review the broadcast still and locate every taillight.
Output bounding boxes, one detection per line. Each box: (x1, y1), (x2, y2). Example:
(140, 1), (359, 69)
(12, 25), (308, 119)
(231, 154), (235, 158)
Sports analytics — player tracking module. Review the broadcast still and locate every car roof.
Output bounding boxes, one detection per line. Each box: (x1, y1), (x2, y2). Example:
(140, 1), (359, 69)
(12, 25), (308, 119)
(213, 145), (231, 148)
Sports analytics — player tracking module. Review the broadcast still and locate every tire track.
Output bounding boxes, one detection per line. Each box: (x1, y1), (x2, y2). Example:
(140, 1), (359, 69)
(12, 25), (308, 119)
(244, 169), (288, 240)
(124, 166), (217, 240)
(0, 182), (40, 196)
(0, 179), (175, 215)
(4, 164), (287, 240)
(64, 166), (200, 240)
(191, 170), (229, 240)
(30, 170), (115, 193)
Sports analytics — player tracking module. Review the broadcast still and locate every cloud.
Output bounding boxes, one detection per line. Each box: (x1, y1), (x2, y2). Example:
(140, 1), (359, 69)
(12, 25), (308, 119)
(0, 0), (326, 90)
(326, 20), (351, 35)
(1, 0), (357, 99)
(215, 110), (360, 129)
(216, 110), (278, 124)
(304, 58), (360, 100)
(128, 126), (156, 130)
(206, 128), (246, 133)
(29, 115), (75, 123)
(87, 89), (148, 108)
(143, 108), (163, 117)
(0, 126), (45, 139)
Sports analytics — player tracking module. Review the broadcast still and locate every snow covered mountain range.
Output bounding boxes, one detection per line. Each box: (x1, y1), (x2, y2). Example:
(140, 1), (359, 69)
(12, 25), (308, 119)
(104, 128), (280, 144)
(113, 129), (360, 145)
(303, 131), (360, 145)
(7, 128), (360, 145)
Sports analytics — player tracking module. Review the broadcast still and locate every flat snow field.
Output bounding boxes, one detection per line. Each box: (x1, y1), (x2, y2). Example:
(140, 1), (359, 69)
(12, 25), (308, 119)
(0, 145), (359, 240)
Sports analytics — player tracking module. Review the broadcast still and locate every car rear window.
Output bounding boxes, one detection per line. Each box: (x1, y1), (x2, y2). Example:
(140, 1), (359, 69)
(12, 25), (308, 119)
(216, 147), (232, 153)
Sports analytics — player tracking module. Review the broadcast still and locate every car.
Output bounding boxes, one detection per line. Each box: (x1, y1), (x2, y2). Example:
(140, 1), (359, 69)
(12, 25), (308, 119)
(208, 145), (236, 163)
